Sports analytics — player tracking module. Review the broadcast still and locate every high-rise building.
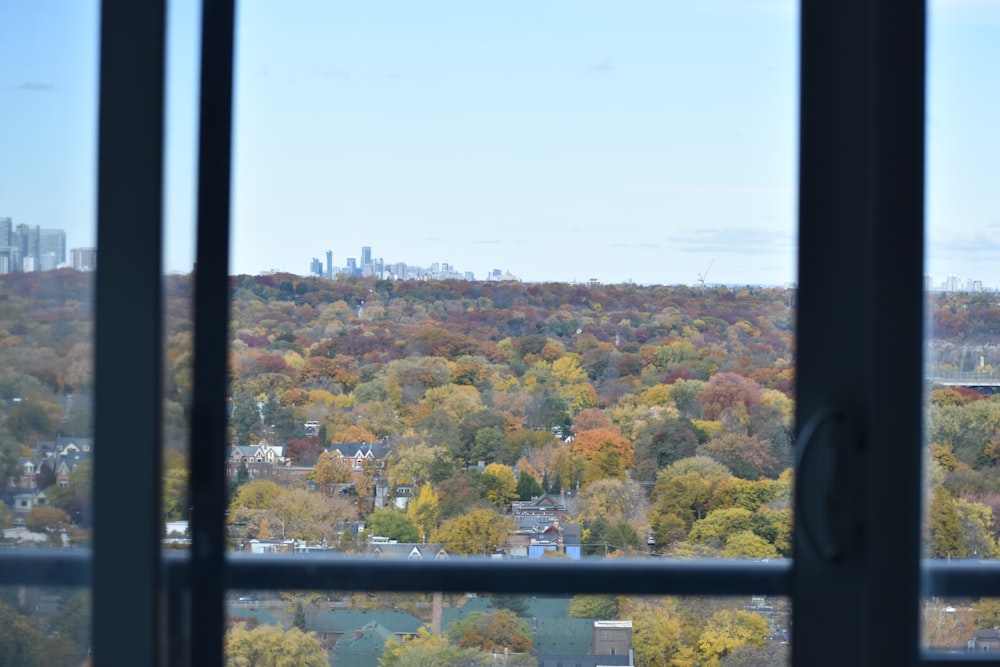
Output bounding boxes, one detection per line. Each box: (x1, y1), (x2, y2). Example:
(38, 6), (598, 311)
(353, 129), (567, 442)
(71, 247), (98, 271)
(346, 257), (357, 275)
(13, 224), (40, 270)
(0, 220), (70, 273)
(309, 257), (323, 276)
(39, 229), (67, 267)
(361, 245), (372, 267)
(0, 248), (18, 274)
(0, 217), (11, 247)
(325, 250), (333, 279)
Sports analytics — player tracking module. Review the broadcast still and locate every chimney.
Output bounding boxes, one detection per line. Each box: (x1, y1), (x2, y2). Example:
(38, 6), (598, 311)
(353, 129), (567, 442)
(432, 591), (443, 635)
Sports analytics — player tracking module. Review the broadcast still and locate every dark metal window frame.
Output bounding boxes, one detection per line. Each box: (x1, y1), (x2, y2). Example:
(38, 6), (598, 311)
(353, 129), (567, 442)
(6, 0), (995, 665)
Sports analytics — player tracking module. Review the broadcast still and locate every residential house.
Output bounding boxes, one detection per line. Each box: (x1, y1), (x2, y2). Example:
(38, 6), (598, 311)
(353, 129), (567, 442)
(968, 629), (1000, 653)
(53, 437), (93, 457)
(307, 609), (423, 651)
(511, 512), (584, 560)
(593, 620), (632, 657)
(391, 483), (415, 510)
(7, 490), (48, 515)
(327, 441), (390, 472)
(440, 596), (631, 666)
(512, 493), (570, 522)
(5, 438), (92, 515)
(55, 450), (92, 488)
(15, 457), (41, 490)
(228, 444), (286, 466)
(535, 656), (631, 667)
(330, 621), (400, 667)
(225, 444), (287, 480)
(368, 541), (449, 560)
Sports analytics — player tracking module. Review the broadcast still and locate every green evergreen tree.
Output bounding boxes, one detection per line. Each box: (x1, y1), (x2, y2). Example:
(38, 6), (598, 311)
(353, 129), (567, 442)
(516, 471), (544, 501)
(294, 602), (307, 631)
(491, 594), (529, 616)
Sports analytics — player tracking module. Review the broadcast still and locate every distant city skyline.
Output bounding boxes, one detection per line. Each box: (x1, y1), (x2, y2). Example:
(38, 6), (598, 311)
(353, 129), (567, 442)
(0, 216), (94, 273)
(3, 2), (1000, 286)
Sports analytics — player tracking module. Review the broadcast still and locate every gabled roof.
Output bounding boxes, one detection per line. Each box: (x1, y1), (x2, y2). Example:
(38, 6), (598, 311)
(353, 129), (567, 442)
(55, 436), (93, 452)
(228, 445), (284, 466)
(512, 493), (567, 513)
(440, 596), (575, 630)
(369, 543), (448, 560)
(524, 597), (571, 619)
(327, 441), (391, 459)
(536, 655), (631, 667)
(531, 618), (595, 655)
(225, 607), (284, 628)
(59, 451), (92, 472)
(307, 609), (424, 635)
(333, 621), (396, 654)
(440, 597), (493, 629)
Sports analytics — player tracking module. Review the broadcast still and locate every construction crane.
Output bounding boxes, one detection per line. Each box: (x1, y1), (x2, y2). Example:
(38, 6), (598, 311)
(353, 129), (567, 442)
(697, 260), (714, 289)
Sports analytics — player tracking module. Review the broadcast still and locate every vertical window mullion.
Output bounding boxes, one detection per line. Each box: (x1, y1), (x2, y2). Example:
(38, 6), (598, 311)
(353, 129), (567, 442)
(795, 0), (926, 666)
(188, 0), (237, 665)
(93, 0), (167, 664)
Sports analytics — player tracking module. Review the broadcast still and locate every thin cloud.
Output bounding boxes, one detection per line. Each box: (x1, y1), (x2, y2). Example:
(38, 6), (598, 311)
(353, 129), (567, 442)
(313, 67), (350, 80)
(933, 230), (1000, 258)
(661, 184), (794, 196)
(588, 58), (614, 75)
(670, 227), (795, 254)
(13, 81), (54, 92)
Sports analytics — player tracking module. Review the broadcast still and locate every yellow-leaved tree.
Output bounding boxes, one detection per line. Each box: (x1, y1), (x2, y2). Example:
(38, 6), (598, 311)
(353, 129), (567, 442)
(695, 609), (769, 667)
(406, 483), (441, 539)
(434, 508), (510, 555)
(225, 623), (327, 667)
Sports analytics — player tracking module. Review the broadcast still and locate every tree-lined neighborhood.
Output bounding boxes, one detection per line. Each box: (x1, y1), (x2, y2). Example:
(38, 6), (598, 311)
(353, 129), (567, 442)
(2, 271), (1000, 663)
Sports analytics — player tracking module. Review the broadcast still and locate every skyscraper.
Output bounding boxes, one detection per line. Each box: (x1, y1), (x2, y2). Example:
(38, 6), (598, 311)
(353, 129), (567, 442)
(325, 250), (333, 279)
(39, 229), (67, 268)
(71, 247), (97, 271)
(13, 224), (40, 270)
(361, 245), (372, 268)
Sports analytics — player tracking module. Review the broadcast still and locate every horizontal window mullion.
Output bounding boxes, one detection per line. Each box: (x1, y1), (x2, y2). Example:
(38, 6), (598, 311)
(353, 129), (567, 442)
(921, 657), (1000, 666)
(0, 549), (91, 587)
(923, 561), (1000, 598)
(216, 556), (791, 597)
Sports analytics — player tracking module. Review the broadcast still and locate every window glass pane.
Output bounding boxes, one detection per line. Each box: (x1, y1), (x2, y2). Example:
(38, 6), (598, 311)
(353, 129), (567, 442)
(0, 3), (98, 540)
(0, 4), (98, 663)
(162, 0), (201, 552)
(924, 0), (1000, 655)
(0, 586), (91, 665)
(224, 591), (789, 667)
(225, 2), (796, 660)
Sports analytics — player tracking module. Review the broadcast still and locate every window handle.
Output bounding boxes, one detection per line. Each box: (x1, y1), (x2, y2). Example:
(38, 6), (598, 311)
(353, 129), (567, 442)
(795, 408), (854, 562)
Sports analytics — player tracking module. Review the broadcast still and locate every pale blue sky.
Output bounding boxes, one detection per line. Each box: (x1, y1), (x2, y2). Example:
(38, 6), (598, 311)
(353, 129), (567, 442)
(1, 1), (997, 286)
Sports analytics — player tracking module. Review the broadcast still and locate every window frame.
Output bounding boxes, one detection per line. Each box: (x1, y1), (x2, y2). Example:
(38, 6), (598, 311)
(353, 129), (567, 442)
(6, 0), (996, 665)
